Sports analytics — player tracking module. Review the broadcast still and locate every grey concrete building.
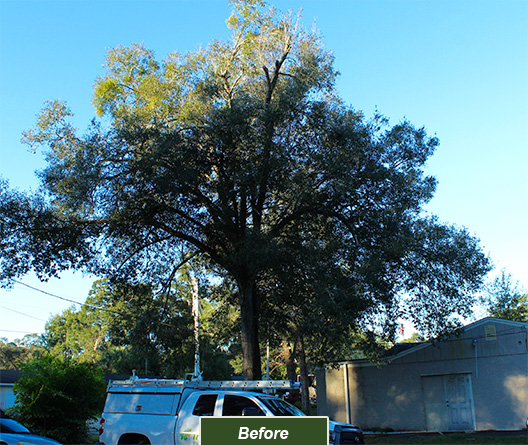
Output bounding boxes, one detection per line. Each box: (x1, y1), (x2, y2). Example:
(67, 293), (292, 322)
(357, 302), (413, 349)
(316, 318), (528, 432)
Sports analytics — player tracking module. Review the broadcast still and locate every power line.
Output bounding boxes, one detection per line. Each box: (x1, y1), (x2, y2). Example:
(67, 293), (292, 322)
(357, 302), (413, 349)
(2, 280), (193, 343)
(12, 279), (86, 306)
(11, 279), (99, 310)
(0, 329), (40, 335)
(7, 280), (175, 329)
(0, 305), (46, 322)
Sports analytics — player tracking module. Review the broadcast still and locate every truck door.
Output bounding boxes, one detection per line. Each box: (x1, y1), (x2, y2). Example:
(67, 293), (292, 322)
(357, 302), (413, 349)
(175, 393), (218, 445)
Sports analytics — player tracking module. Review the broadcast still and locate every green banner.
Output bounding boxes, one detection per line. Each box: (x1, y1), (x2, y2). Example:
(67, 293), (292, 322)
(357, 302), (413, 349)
(200, 416), (328, 445)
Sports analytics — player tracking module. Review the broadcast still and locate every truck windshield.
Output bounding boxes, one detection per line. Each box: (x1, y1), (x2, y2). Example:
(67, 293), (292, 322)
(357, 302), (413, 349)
(256, 397), (306, 417)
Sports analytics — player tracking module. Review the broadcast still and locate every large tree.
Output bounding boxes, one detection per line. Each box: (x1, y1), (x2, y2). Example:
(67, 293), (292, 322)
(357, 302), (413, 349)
(0, 0), (490, 378)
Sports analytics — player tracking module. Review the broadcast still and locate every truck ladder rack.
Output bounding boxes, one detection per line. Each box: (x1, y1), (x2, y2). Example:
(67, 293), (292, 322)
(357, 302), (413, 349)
(108, 378), (301, 391)
(184, 380), (301, 390)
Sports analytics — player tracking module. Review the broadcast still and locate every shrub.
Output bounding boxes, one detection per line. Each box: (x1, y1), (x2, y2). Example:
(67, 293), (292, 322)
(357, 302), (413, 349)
(13, 354), (106, 443)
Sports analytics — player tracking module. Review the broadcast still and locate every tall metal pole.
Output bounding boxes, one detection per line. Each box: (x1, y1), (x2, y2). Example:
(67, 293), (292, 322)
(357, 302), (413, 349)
(191, 274), (201, 380)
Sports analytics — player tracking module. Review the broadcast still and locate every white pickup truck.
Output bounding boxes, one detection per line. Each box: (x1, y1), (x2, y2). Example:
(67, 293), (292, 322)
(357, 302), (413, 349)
(98, 377), (363, 445)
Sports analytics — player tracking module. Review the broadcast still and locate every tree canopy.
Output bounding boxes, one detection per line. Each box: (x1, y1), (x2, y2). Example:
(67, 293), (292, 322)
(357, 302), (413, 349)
(0, 0), (491, 379)
(42, 277), (233, 379)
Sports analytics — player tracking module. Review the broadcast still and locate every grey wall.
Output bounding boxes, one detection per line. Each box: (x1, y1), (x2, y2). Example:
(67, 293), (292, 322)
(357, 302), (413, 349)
(318, 319), (528, 432)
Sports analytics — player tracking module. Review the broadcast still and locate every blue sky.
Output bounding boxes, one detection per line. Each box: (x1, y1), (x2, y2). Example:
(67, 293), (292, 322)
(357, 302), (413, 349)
(0, 0), (527, 341)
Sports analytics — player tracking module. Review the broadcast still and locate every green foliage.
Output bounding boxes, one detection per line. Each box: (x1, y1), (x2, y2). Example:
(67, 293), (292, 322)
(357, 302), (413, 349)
(0, 179), (96, 286)
(403, 332), (426, 343)
(0, 0), (492, 379)
(12, 355), (106, 444)
(400, 218), (492, 337)
(43, 277), (234, 379)
(484, 270), (528, 322)
(0, 337), (45, 369)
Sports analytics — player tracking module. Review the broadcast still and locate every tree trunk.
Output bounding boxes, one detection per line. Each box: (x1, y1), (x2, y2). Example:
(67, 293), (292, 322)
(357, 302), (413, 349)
(238, 277), (262, 380)
(281, 339), (297, 381)
(297, 334), (310, 413)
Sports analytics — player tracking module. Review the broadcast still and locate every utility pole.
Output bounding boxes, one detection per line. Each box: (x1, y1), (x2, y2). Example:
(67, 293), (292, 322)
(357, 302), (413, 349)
(265, 339), (270, 380)
(191, 274), (202, 380)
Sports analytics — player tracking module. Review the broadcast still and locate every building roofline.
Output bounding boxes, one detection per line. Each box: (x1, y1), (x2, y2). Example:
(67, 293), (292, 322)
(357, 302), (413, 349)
(465, 316), (528, 329)
(322, 317), (528, 367)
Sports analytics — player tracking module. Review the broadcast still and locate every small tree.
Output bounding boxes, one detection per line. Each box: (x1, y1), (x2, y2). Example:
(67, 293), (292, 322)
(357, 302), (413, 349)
(485, 270), (528, 322)
(12, 355), (106, 444)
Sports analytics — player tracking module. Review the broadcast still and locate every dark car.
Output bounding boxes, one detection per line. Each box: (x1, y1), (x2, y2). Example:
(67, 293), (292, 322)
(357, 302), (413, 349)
(0, 417), (61, 445)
